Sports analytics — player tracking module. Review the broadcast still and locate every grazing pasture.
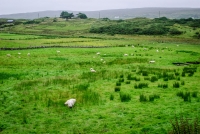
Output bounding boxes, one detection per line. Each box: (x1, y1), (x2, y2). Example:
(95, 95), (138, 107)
(0, 18), (200, 133)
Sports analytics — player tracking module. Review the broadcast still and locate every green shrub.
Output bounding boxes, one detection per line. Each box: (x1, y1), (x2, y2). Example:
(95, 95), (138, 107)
(142, 71), (149, 76)
(116, 82), (121, 86)
(169, 28), (183, 35)
(150, 76), (158, 82)
(119, 78), (124, 82)
(163, 72), (168, 77)
(144, 77), (150, 80)
(135, 77), (141, 81)
(192, 91), (198, 98)
(120, 92), (131, 102)
(177, 91), (184, 98)
(168, 116), (200, 134)
(181, 81), (185, 85)
(188, 72), (194, 77)
(149, 95), (155, 102)
(125, 81), (131, 84)
(163, 77), (169, 81)
(127, 74), (135, 80)
(110, 94), (114, 100)
(115, 86), (121, 92)
(177, 91), (191, 102)
(182, 72), (185, 77)
(119, 74), (124, 78)
(140, 94), (148, 102)
(175, 72), (180, 76)
(173, 82), (180, 88)
(135, 82), (148, 89)
(149, 94), (160, 102)
(177, 77), (180, 81)
(183, 93), (191, 102)
(168, 74), (176, 80)
(158, 83), (168, 89)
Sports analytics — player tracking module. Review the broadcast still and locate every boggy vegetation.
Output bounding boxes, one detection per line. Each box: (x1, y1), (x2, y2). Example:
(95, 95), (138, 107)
(90, 17), (200, 38)
(0, 17), (200, 133)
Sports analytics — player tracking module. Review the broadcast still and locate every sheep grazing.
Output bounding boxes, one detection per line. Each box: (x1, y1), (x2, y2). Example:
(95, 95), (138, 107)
(7, 54), (11, 57)
(64, 98), (76, 108)
(57, 50), (60, 53)
(149, 60), (155, 63)
(96, 52), (100, 55)
(124, 54), (128, 56)
(18, 52), (21, 55)
(156, 50), (159, 52)
(90, 68), (96, 72)
(27, 53), (30, 56)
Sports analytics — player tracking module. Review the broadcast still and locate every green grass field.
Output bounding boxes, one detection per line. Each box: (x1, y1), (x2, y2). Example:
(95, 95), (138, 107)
(0, 18), (200, 133)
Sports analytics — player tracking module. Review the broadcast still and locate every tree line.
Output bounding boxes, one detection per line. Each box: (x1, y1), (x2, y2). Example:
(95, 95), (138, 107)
(89, 17), (200, 37)
(60, 11), (87, 20)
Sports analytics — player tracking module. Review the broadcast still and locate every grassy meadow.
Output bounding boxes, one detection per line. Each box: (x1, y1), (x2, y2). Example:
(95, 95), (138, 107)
(0, 17), (200, 133)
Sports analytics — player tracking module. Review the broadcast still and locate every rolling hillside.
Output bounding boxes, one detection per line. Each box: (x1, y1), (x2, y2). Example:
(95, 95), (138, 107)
(0, 8), (200, 20)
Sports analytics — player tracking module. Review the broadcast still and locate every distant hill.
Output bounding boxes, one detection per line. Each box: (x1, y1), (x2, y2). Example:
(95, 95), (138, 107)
(0, 8), (200, 20)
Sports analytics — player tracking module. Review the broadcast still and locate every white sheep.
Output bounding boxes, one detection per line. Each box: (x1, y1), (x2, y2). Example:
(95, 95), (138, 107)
(149, 60), (155, 63)
(18, 52), (21, 55)
(57, 50), (60, 53)
(27, 53), (30, 56)
(96, 52), (100, 55)
(7, 54), (11, 57)
(124, 54), (128, 56)
(156, 50), (159, 52)
(64, 98), (76, 108)
(90, 68), (96, 72)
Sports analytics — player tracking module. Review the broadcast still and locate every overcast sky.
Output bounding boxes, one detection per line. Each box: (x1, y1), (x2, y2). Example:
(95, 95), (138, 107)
(1, 0), (200, 15)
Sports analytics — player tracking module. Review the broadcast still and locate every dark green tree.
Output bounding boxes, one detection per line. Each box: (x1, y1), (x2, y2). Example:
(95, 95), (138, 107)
(60, 11), (74, 20)
(76, 13), (87, 19)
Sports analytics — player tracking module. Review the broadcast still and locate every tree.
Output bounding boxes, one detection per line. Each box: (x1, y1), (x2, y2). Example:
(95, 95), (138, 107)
(76, 13), (87, 19)
(60, 11), (74, 20)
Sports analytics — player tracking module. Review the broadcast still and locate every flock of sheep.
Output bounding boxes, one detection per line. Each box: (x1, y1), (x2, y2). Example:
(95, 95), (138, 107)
(6, 48), (159, 109)
(7, 52), (30, 57)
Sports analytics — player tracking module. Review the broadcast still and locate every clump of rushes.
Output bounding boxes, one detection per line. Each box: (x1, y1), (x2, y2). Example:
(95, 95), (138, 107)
(142, 71), (149, 76)
(149, 94), (160, 102)
(127, 74), (135, 80)
(177, 91), (191, 102)
(119, 74), (124, 78)
(116, 82), (121, 86)
(119, 78), (124, 82)
(125, 81), (131, 84)
(168, 116), (200, 134)
(115, 86), (120, 92)
(139, 94), (148, 102)
(181, 81), (185, 85)
(150, 76), (158, 82)
(135, 83), (148, 89)
(192, 91), (198, 98)
(120, 92), (131, 102)
(110, 94), (114, 100)
(173, 82), (180, 88)
(158, 83), (168, 89)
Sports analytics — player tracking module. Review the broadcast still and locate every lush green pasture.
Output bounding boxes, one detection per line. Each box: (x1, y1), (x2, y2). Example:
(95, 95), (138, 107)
(0, 34), (200, 133)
